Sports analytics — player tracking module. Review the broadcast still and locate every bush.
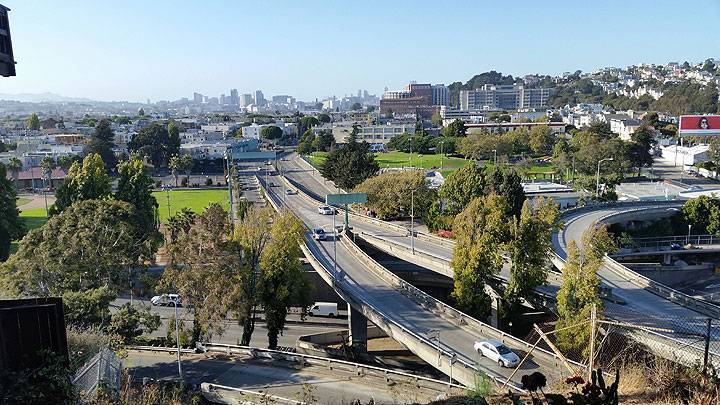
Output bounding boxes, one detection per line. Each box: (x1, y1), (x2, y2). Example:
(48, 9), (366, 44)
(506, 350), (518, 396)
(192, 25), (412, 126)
(180, 177), (189, 187)
(165, 315), (192, 347)
(205, 178), (213, 186)
(0, 351), (78, 403)
(107, 303), (161, 345)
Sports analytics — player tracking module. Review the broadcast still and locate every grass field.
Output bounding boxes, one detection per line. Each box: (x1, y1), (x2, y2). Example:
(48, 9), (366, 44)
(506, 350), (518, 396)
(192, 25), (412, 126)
(20, 207), (49, 231)
(308, 151), (472, 175)
(153, 188), (230, 223)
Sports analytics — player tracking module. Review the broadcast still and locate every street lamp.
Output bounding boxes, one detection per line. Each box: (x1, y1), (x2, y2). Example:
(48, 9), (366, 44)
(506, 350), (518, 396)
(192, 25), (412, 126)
(428, 329), (441, 365)
(596, 157), (614, 197)
(164, 187), (171, 219)
(170, 299), (183, 381)
(492, 149), (497, 166)
(407, 188), (420, 254)
(439, 141), (444, 172)
(687, 224), (692, 245)
(449, 352), (456, 389)
(333, 207), (338, 280)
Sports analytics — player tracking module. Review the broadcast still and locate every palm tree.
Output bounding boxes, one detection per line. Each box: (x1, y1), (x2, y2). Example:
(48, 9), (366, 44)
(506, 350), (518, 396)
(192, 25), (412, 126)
(40, 156), (55, 189)
(7, 157), (22, 190)
(168, 155), (180, 187)
(179, 154), (193, 186)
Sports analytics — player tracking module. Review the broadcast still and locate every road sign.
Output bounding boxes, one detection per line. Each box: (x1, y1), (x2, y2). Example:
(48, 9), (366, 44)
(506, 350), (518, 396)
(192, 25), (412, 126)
(325, 193), (367, 205)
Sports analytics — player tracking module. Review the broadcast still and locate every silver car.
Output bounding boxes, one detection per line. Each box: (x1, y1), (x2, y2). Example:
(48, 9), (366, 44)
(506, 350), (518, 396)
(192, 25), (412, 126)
(474, 340), (520, 367)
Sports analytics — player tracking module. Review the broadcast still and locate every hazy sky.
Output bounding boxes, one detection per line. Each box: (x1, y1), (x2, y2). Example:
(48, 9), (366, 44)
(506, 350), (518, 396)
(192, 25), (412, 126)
(1, 0), (719, 102)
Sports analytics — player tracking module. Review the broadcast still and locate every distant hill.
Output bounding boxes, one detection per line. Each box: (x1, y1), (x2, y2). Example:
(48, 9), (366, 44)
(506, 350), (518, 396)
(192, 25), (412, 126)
(0, 92), (94, 103)
(448, 71), (519, 107)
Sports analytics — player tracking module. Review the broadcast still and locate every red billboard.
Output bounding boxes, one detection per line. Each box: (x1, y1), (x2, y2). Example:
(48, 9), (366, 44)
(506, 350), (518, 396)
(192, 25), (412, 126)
(679, 115), (720, 136)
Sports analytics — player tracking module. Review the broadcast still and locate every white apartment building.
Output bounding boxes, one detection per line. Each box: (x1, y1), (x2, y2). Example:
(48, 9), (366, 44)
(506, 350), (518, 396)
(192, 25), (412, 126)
(241, 121), (298, 140)
(610, 118), (642, 141)
(459, 85), (555, 110)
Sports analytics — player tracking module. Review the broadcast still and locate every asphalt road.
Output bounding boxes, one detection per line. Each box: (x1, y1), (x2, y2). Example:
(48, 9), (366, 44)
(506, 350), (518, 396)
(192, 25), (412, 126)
(111, 297), (347, 348)
(125, 351), (449, 404)
(262, 167), (565, 388)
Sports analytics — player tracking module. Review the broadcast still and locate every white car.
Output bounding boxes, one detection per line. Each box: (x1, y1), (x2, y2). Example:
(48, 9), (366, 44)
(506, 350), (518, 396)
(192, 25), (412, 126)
(151, 293), (182, 307)
(317, 205), (335, 215)
(312, 227), (326, 241)
(474, 340), (520, 368)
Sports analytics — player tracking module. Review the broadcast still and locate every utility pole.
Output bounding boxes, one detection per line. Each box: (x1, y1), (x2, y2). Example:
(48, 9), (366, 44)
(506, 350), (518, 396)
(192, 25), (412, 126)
(439, 141), (444, 172)
(171, 300), (183, 381)
(588, 304), (597, 380)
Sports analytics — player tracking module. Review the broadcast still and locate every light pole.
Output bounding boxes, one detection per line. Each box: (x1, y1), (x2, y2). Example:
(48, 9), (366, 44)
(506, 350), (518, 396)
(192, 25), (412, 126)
(332, 208), (338, 279)
(449, 352), (456, 388)
(492, 149), (497, 166)
(170, 299), (183, 381)
(687, 224), (692, 245)
(165, 187), (171, 219)
(596, 157), (614, 197)
(408, 188), (418, 254)
(439, 141), (444, 172)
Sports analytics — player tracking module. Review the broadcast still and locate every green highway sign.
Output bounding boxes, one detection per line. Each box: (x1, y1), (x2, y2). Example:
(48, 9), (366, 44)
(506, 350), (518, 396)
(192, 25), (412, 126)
(325, 193), (367, 205)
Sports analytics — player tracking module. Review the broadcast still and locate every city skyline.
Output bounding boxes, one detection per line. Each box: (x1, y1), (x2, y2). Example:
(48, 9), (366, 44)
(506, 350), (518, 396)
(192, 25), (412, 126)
(1, 0), (719, 102)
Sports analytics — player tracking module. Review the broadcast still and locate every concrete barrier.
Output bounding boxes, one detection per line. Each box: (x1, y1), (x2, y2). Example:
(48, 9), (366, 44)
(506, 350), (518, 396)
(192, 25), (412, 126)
(356, 232), (453, 278)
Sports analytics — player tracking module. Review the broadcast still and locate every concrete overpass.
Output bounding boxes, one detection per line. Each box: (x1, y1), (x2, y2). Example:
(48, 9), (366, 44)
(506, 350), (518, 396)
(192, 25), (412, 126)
(257, 169), (582, 390)
(276, 154), (720, 368)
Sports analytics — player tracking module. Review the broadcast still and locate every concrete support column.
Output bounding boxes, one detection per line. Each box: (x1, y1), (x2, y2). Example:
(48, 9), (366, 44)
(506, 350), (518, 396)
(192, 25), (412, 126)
(489, 297), (499, 328)
(663, 253), (672, 265)
(349, 306), (368, 353)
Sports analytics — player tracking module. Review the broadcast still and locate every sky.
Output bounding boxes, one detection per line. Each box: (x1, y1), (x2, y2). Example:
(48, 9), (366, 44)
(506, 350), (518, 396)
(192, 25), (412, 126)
(1, 0), (719, 102)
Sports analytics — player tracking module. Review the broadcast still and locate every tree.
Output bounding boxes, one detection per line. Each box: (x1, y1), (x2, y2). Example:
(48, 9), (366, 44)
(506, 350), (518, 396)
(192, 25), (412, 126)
(629, 126), (656, 177)
(321, 136), (379, 190)
(683, 195), (720, 234)
(261, 125), (283, 140)
(431, 112), (442, 127)
(350, 102), (362, 111)
(4, 200), (153, 296)
(438, 164), (486, 215)
(138, 107), (145, 117)
(485, 168), (526, 219)
(234, 206), (274, 346)
(162, 204), (243, 342)
(451, 195), (510, 320)
(167, 121), (182, 158)
(179, 154), (193, 184)
(83, 118), (117, 171)
(0, 163), (25, 261)
(258, 212), (311, 349)
(354, 171), (436, 220)
(50, 153), (112, 215)
(503, 197), (559, 329)
(6, 157), (22, 191)
(168, 155), (181, 187)
(299, 116), (319, 134)
(62, 286), (116, 327)
(459, 132), (511, 160)
(555, 225), (616, 355)
(317, 113), (331, 123)
(311, 130), (334, 152)
(116, 155), (161, 243)
(128, 122), (175, 168)
(25, 113), (40, 130)
(442, 119), (466, 137)
(107, 303), (161, 344)
(528, 125), (555, 155)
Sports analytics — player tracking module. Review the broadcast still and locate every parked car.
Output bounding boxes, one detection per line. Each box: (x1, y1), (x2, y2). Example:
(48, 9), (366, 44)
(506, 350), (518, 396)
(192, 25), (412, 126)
(317, 205), (334, 215)
(151, 293), (182, 307)
(285, 189), (297, 195)
(312, 227), (326, 240)
(474, 340), (520, 367)
(308, 302), (337, 317)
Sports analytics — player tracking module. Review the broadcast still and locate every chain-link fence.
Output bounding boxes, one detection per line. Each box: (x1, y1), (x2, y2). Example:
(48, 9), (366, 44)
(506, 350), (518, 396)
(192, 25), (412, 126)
(508, 305), (720, 397)
(71, 347), (123, 401)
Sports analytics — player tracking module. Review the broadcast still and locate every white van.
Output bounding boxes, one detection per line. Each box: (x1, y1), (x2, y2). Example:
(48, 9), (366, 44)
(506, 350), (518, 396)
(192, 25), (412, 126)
(308, 302), (337, 317)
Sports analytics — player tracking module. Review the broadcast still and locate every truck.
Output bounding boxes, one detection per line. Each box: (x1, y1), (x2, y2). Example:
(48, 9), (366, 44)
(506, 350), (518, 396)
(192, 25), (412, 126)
(308, 302), (337, 317)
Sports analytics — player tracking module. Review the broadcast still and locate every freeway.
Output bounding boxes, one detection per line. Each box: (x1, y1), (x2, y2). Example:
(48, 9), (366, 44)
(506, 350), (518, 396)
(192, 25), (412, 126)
(261, 167), (571, 389)
(277, 154), (720, 365)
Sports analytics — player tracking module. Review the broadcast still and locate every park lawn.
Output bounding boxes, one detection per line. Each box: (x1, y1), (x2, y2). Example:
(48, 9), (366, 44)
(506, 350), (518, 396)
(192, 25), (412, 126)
(152, 188), (230, 223)
(20, 207), (49, 231)
(308, 151), (472, 173)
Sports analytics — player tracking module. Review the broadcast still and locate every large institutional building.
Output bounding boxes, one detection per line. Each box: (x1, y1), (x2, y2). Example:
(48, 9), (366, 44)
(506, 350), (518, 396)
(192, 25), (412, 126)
(459, 84), (554, 110)
(379, 83), (449, 118)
